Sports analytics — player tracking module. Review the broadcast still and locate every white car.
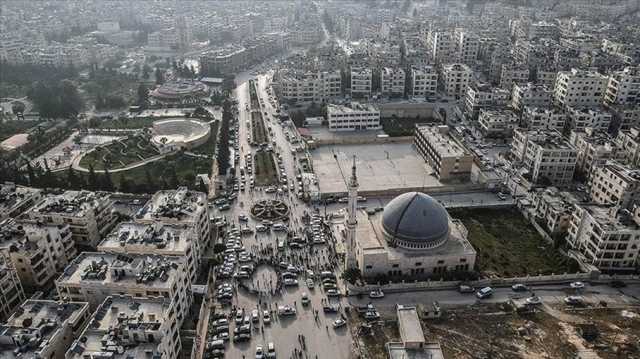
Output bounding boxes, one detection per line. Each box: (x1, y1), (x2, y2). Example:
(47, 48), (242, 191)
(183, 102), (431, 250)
(256, 345), (265, 359)
(333, 318), (347, 328)
(569, 281), (585, 289)
(262, 310), (271, 324)
(266, 342), (276, 358)
(369, 289), (384, 299)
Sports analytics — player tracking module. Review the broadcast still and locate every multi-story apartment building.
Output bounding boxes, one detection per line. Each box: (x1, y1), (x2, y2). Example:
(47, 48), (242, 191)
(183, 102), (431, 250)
(567, 204), (640, 271)
(511, 129), (577, 186)
(350, 67), (372, 98)
(380, 67), (406, 97)
(609, 105), (640, 131)
(566, 106), (612, 132)
(528, 187), (580, 234)
(98, 222), (201, 283)
(414, 125), (473, 182)
(569, 128), (622, 179)
(135, 187), (210, 251)
(276, 70), (342, 103)
(199, 45), (247, 75)
(615, 127), (640, 167)
(511, 83), (553, 112)
(455, 29), (479, 65)
(589, 161), (640, 210)
(441, 63), (472, 99)
(66, 296), (181, 359)
(327, 102), (381, 131)
(464, 82), (510, 120)
(522, 106), (566, 131)
(554, 68), (608, 108)
(410, 66), (438, 98)
(426, 30), (456, 64)
(0, 257), (25, 321)
(604, 66), (640, 106)
(0, 184), (42, 222)
(0, 300), (90, 359)
(499, 63), (530, 91)
(536, 66), (558, 88)
(24, 191), (117, 249)
(56, 253), (191, 324)
(0, 219), (77, 293)
(477, 108), (519, 138)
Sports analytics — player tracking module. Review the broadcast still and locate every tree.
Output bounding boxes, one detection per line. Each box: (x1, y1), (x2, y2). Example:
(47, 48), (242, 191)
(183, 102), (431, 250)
(26, 162), (36, 186)
(118, 174), (131, 193)
(142, 64), (151, 79)
(154, 67), (164, 85)
(144, 168), (156, 192)
(66, 167), (82, 189)
(342, 267), (362, 285)
(102, 168), (114, 192)
(88, 164), (99, 190)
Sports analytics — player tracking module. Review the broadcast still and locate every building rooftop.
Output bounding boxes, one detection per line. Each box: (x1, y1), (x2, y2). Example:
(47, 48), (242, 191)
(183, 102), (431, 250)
(517, 129), (575, 151)
(416, 125), (469, 158)
(98, 222), (195, 254)
(29, 190), (110, 218)
(58, 252), (183, 289)
(135, 187), (206, 223)
(397, 305), (424, 345)
(602, 161), (640, 184)
(582, 204), (640, 232)
(327, 102), (379, 114)
(0, 300), (88, 359)
(0, 184), (41, 219)
(0, 218), (67, 253)
(67, 296), (169, 359)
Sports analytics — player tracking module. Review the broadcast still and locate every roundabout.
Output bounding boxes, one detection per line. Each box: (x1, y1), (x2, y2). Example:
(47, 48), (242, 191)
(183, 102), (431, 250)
(250, 199), (290, 221)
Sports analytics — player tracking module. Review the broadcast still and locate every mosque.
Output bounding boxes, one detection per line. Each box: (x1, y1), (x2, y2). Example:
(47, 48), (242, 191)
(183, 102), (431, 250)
(343, 159), (477, 279)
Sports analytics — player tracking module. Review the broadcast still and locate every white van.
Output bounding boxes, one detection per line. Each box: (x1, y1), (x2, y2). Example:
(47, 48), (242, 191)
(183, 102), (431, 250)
(476, 287), (493, 299)
(277, 239), (285, 251)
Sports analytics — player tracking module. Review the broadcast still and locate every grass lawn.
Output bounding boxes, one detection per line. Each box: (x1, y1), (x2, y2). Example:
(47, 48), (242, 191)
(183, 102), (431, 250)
(254, 151), (278, 186)
(79, 134), (160, 170)
(93, 117), (158, 130)
(381, 117), (439, 137)
(0, 119), (44, 141)
(191, 121), (219, 156)
(449, 208), (580, 277)
(114, 153), (210, 188)
(251, 111), (268, 144)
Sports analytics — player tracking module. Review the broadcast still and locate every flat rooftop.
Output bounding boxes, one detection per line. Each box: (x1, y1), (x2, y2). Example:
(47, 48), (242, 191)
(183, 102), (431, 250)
(136, 187), (207, 223)
(0, 218), (65, 252)
(387, 342), (445, 359)
(582, 204), (640, 232)
(397, 305), (424, 344)
(0, 185), (41, 217)
(58, 252), (183, 289)
(98, 221), (195, 254)
(327, 102), (379, 115)
(29, 190), (109, 218)
(416, 125), (469, 158)
(312, 143), (442, 194)
(0, 300), (88, 359)
(67, 296), (169, 359)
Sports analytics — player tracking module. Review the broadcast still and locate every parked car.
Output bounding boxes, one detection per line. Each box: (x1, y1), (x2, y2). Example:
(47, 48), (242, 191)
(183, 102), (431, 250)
(511, 284), (528, 292)
(476, 287), (493, 299)
(569, 281), (585, 290)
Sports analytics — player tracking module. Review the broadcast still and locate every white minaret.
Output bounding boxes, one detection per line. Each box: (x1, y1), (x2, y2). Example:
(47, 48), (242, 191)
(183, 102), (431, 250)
(345, 155), (359, 270)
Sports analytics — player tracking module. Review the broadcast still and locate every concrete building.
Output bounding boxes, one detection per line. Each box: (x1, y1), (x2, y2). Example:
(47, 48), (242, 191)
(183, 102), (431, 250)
(566, 106), (612, 132)
(477, 108), (519, 138)
(511, 83), (553, 112)
(455, 29), (480, 65)
(605, 66), (640, 106)
(0, 185), (42, 222)
(568, 204), (640, 272)
(0, 300), (90, 359)
(98, 222), (201, 283)
(609, 105), (640, 131)
(554, 68), (608, 108)
(135, 187), (210, 251)
(199, 45), (247, 75)
(387, 305), (445, 359)
(528, 187), (580, 234)
(0, 257), (25, 322)
(570, 129), (621, 179)
(511, 129), (577, 186)
(0, 219), (76, 293)
(499, 63), (530, 91)
(441, 63), (472, 99)
(615, 127), (640, 167)
(350, 67), (372, 98)
(66, 296), (181, 359)
(24, 191), (117, 249)
(354, 192), (476, 279)
(56, 253), (191, 323)
(464, 82), (510, 120)
(326, 102), (381, 131)
(380, 67), (406, 97)
(414, 125), (473, 182)
(275, 69), (342, 103)
(426, 30), (456, 64)
(589, 162), (640, 210)
(522, 106), (566, 131)
(410, 66), (438, 98)
(536, 66), (558, 88)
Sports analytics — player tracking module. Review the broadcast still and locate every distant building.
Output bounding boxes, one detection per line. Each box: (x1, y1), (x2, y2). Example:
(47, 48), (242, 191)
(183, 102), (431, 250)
(554, 68), (608, 108)
(566, 106), (612, 132)
(588, 161), (640, 210)
(464, 82), (510, 120)
(350, 67), (372, 98)
(426, 30), (456, 64)
(24, 191), (117, 249)
(569, 128), (621, 178)
(567, 204), (640, 272)
(477, 108), (519, 138)
(441, 63), (472, 99)
(0, 256), (25, 321)
(528, 187), (581, 234)
(326, 102), (381, 131)
(0, 300), (90, 359)
(499, 63), (530, 91)
(455, 29), (480, 65)
(511, 129), (577, 186)
(380, 67), (406, 97)
(0, 218), (77, 293)
(615, 127), (640, 167)
(414, 125), (473, 182)
(605, 66), (640, 106)
(387, 304), (445, 359)
(511, 82), (553, 112)
(410, 66), (438, 98)
(521, 106), (566, 131)
(0, 184), (42, 222)
(275, 70), (342, 103)
(67, 296), (181, 359)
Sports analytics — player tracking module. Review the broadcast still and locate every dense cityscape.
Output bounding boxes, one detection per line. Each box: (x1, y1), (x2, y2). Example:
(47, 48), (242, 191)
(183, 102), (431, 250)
(0, 0), (640, 358)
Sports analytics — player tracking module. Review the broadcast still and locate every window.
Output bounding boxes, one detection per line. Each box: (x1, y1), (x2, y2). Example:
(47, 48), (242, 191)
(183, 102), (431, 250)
(392, 264), (399, 268)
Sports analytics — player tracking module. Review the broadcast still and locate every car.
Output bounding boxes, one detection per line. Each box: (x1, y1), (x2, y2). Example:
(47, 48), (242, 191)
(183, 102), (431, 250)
(277, 305), (296, 316)
(326, 289), (341, 297)
(369, 289), (384, 299)
(476, 287), (493, 299)
(569, 281), (585, 290)
(262, 310), (271, 324)
(564, 296), (584, 306)
(301, 293), (310, 305)
(256, 345), (265, 359)
(458, 284), (475, 293)
(511, 284), (528, 292)
(233, 333), (251, 342)
(266, 342), (276, 358)
(218, 203), (230, 211)
(238, 215), (249, 222)
(497, 192), (507, 200)
(256, 225), (269, 232)
(251, 309), (259, 323)
(525, 296), (542, 305)
(235, 309), (244, 324)
(306, 279), (314, 288)
(364, 310), (380, 320)
(333, 318), (347, 328)
(283, 278), (298, 286)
